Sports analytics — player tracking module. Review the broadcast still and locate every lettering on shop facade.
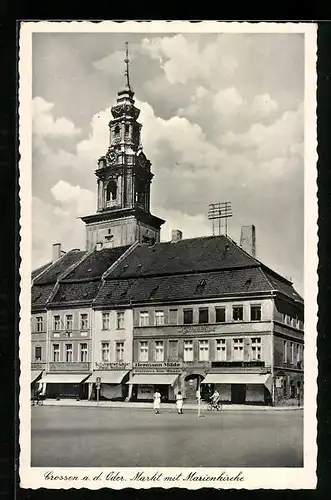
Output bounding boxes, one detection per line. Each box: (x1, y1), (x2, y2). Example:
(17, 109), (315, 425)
(178, 325), (215, 334)
(133, 361), (182, 374)
(95, 362), (132, 370)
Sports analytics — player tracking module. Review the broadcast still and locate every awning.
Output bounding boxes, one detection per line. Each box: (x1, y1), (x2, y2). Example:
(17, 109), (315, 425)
(202, 373), (272, 386)
(126, 374), (179, 386)
(86, 371), (129, 384)
(31, 370), (43, 384)
(40, 373), (90, 384)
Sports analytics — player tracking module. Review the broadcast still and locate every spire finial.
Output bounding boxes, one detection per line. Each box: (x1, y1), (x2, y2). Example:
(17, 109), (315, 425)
(124, 41), (131, 90)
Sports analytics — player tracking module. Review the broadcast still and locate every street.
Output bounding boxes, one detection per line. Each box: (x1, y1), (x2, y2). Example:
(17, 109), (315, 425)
(31, 406), (303, 468)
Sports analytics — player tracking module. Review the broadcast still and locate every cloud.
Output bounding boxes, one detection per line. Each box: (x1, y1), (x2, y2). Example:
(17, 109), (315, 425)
(251, 93), (278, 117)
(213, 87), (245, 115)
(33, 97), (81, 138)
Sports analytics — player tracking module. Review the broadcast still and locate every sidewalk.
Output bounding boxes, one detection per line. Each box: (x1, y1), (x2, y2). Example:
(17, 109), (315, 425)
(39, 399), (303, 411)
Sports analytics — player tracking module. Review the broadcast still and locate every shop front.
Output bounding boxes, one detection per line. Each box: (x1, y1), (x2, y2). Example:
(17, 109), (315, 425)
(39, 373), (90, 399)
(86, 362), (131, 401)
(128, 362), (182, 402)
(202, 372), (273, 405)
(274, 370), (304, 406)
(31, 369), (44, 399)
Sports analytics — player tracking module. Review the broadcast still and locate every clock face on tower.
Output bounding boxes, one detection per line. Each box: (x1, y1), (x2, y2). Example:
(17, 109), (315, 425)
(106, 150), (117, 165)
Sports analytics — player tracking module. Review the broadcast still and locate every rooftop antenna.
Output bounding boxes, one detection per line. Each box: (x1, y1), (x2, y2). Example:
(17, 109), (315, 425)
(124, 41), (131, 90)
(208, 202), (233, 236)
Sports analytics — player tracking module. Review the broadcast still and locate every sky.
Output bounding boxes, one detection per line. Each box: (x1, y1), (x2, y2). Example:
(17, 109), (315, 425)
(31, 32), (304, 294)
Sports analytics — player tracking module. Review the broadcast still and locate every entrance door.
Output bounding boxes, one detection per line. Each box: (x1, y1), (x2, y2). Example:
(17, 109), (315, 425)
(231, 384), (246, 404)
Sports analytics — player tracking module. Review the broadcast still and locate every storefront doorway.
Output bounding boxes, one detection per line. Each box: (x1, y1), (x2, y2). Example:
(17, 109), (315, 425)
(231, 384), (246, 404)
(184, 374), (203, 401)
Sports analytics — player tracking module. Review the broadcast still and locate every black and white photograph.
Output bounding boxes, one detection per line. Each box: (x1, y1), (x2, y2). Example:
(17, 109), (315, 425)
(19, 21), (317, 490)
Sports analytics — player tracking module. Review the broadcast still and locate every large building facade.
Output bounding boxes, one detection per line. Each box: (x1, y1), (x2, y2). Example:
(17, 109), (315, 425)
(31, 45), (304, 406)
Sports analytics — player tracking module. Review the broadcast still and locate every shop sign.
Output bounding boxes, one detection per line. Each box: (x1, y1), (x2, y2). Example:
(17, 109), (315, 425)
(94, 361), (132, 370)
(178, 325), (215, 334)
(133, 361), (182, 369)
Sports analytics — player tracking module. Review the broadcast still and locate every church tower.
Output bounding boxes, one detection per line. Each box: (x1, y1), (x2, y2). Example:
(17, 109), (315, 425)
(81, 43), (165, 250)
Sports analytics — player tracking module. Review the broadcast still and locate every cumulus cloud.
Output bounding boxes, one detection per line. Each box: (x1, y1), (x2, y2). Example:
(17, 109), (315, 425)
(213, 87), (245, 115)
(252, 93), (278, 117)
(33, 97), (81, 138)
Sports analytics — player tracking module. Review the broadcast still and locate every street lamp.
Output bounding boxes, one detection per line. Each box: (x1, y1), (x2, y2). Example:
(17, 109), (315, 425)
(96, 376), (101, 406)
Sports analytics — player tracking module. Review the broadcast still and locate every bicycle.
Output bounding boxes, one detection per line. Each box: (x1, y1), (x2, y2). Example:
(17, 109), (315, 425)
(31, 394), (44, 406)
(207, 399), (222, 411)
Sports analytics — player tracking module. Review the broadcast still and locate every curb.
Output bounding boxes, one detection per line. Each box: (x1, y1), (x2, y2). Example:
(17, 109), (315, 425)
(35, 401), (303, 411)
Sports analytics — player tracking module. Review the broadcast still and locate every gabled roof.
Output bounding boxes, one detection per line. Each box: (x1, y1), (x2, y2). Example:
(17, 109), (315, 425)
(50, 281), (102, 306)
(93, 267), (275, 307)
(63, 246), (131, 281)
(33, 250), (87, 285)
(31, 284), (55, 310)
(106, 235), (258, 279)
(31, 262), (52, 280)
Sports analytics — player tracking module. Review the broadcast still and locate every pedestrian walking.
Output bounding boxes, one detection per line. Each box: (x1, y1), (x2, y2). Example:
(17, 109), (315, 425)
(176, 391), (184, 414)
(153, 389), (161, 414)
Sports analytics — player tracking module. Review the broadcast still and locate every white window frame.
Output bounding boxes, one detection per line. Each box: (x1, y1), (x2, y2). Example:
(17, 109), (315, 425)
(115, 341), (124, 361)
(139, 311), (149, 327)
(102, 312), (110, 330)
(233, 338), (244, 361)
(53, 315), (60, 331)
(36, 316), (43, 332)
(116, 311), (125, 330)
(139, 341), (149, 361)
(52, 343), (60, 362)
(250, 304), (261, 321)
(80, 313), (89, 330)
(80, 343), (88, 362)
(169, 309), (178, 325)
(215, 339), (226, 361)
(184, 340), (194, 362)
(283, 341), (288, 363)
(101, 342), (110, 362)
(232, 306), (244, 322)
(65, 314), (73, 331)
(251, 337), (262, 360)
(65, 343), (73, 362)
(289, 341), (294, 364)
(155, 310), (165, 326)
(35, 346), (42, 361)
(154, 341), (164, 361)
(198, 339), (209, 361)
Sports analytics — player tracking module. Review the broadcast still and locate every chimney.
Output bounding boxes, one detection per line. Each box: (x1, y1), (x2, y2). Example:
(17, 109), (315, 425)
(96, 242), (103, 251)
(240, 225), (256, 257)
(52, 243), (62, 262)
(171, 229), (183, 243)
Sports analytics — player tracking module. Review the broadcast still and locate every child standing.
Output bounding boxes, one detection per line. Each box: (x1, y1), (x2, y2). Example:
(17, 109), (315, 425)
(153, 389), (161, 414)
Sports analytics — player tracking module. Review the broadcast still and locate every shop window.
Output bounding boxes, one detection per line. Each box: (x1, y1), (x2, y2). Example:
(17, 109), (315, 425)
(198, 308), (209, 324)
(101, 342), (110, 362)
(102, 313), (110, 330)
(52, 344), (60, 362)
(232, 306), (243, 321)
(65, 343), (73, 362)
(139, 311), (149, 327)
(35, 346), (42, 361)
(80, 343), (88, 362)
(251, 337), (262, 360)
(155, 310), (165, 326)
(183, 308), (193, 324)
(199, 340), (209, 361)
(139, 341), (148, 362)
(169, 309), (178, 325)
(215, 307), (226, 323)
(215, 339), (226, 361)
(116, 342), (124, 362)
(36, 316), (43, 332)
(184, 340), (193, 362)
(233, 339), (244, 361)
(154, 341), (164, 361)
(53, 315), (60, 331)
(250, 305), (261, 321)
(117, 311), (125, 329)
(80, 313), (89, 330)
(65, 314), (73, 331)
